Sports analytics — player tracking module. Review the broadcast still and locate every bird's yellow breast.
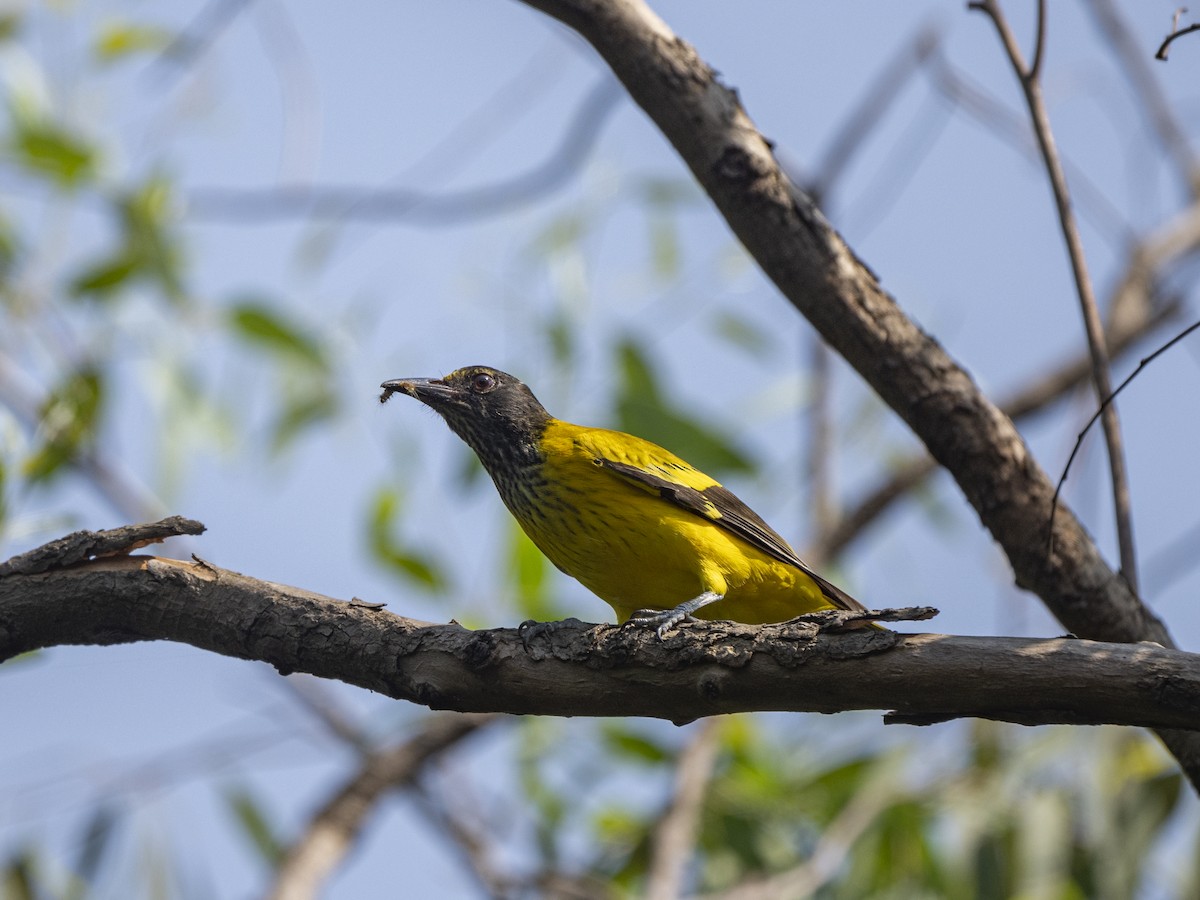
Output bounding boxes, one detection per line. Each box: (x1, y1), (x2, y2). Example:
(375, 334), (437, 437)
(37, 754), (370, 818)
(496, 420), (835, 623)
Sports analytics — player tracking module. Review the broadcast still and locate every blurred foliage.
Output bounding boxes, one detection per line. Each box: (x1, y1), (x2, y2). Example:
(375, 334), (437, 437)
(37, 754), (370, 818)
(225, 788), (286, 869)
(366, 486), (448, 591)
(614, 338), (754, 478)
(510, 717), (1194, 898)
(70, 177), (185, 303)
(22, 367), (104, 485)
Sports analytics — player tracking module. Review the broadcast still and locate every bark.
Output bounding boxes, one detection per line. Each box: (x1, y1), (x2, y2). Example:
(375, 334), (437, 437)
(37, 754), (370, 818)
(2, 523), (1197, 732)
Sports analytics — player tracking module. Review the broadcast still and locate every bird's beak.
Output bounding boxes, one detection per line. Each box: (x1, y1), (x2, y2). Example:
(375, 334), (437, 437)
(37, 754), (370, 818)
(379, 377), (460, 407)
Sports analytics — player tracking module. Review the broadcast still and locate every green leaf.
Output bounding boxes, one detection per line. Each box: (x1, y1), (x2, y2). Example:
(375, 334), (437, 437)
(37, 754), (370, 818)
(70, 252), (141, 299)
(367, 488), (447, 590)
(121, 176), (185, 301)
(9, 115), (97, 189)
(270, 389), (338, 454)
(0, 14), (22, 44)
(94, 22), (171, 62)
(543, 310), (575, 367)
(228, 302), (327, 372)
(23, 367), (104, 484)
(3, 848), (37, 900)
(614, 339), (754, 477)
(530, 212), (587, 256)
(648, 216), (680, 280)
(69, 177), (186, 303)
(599, 723), (672, 764)
(224, 788), (284, 868)
(712, 312), (775, 356)
(0, 211), (18, 280)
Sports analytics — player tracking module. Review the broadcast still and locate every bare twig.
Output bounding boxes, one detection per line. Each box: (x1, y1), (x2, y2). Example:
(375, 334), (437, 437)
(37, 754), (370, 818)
(1050, 319), (1200, 539)
(971, 0), (1139, 594)
(279, 676), (373, 754)
(411, 775), (529, 899)
(1156, 13), (1200, 62)
(645, 720), (723, 900)
(187, 76), (623, 224)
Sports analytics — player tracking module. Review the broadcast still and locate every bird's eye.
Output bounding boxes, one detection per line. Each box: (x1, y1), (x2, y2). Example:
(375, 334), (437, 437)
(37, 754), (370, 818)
(470, 372), (497, 393)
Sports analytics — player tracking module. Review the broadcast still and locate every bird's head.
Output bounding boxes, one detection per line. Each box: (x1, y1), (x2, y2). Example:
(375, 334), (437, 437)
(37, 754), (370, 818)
(380, 366), (551, 460)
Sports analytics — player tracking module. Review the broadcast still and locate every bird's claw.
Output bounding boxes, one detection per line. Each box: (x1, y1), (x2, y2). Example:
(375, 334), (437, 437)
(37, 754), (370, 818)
(627, 608), (696, 640)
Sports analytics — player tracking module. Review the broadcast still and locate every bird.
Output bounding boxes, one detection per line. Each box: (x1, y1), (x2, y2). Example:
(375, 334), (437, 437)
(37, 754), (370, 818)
(380, 365), (868, 637)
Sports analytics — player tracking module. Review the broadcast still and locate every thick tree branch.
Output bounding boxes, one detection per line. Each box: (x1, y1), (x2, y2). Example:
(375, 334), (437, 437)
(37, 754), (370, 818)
(2, 524), (1198, 734)
(513, 0), (1200, 785)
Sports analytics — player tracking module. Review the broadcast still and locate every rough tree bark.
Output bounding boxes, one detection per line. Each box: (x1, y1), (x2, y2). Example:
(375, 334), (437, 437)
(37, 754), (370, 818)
(2, 520), (1198, 734)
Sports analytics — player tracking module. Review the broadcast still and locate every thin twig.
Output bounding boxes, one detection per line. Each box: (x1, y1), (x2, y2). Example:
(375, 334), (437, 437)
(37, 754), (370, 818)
(972, 0), (1139, 594)
(1029, 0), (1048, 81)
(278, 676), (373, 754)
(1156, 13), (1200, 61)
(645, 720), (723, 900)
(1049, 319), (1200, 551)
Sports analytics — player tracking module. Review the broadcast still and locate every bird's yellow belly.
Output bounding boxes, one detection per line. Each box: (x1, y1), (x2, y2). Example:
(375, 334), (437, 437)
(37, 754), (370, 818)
(508, 465), (834, 624)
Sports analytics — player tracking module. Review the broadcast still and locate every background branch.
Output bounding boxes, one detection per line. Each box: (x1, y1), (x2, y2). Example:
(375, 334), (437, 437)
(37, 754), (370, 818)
(267, 713), (493, 900)
(972, 0), (1138, 594)
(187, 77), (623, 225)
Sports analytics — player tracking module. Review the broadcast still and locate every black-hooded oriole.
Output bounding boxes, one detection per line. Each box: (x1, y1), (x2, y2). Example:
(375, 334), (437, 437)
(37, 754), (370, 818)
(380, 365), (866, 636)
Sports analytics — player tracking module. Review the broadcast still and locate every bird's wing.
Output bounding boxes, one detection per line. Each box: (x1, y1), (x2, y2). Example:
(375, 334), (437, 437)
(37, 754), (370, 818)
(595, 456), (864, 612)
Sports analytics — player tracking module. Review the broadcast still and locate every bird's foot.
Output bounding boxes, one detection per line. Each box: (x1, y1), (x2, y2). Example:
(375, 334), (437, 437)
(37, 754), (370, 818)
(627, 591), (723, 640)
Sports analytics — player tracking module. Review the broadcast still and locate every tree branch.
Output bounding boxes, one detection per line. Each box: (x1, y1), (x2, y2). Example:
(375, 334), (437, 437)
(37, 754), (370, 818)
(2, 523), (1198, 734)
(645, 720), (722, 900)
(512, 0), (1197, 785)
(267, 713), (493, 900)
(186, 77), (623, 225)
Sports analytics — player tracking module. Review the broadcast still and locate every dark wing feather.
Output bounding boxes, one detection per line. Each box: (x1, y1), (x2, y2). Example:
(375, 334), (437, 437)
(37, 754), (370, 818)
(598, 459), (864, 612)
